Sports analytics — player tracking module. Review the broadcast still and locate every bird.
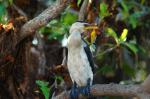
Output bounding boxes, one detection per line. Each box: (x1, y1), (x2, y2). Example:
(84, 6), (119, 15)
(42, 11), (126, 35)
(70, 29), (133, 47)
(67, 22), (95, 99)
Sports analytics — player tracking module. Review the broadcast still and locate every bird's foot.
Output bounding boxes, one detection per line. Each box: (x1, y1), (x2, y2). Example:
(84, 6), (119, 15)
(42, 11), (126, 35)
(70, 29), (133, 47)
(79, 86), (90, 96)
(70, 82), (79, 99)
(79, 78), (91, 97)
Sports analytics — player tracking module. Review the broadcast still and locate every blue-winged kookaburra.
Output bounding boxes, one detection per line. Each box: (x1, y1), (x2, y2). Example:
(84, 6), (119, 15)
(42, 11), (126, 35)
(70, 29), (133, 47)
(67, 22), (95, 99)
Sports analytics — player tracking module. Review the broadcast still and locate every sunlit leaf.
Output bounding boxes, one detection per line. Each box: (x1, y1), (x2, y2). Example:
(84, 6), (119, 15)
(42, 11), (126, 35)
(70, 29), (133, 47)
(106, 28), (119, 44)
(90, 29), (96, 43)
(36, 80), (50, 99)
(119, 28), (128, 42)
(36, 80), (49, 87)
(99, 2), (110, 18)
(77, 0), (82, 6)
(61, 11), (78, 25)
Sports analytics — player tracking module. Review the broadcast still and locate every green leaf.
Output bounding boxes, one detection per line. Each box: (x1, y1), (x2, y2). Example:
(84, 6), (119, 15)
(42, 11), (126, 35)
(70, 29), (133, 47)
(40, 86), (50, 99)
(77, 0), (82, 6)
(99, 2), (110, 18)
(36, 80), (49, 87)
(106, 28), (119, 44)
(36, 80), (50, 99)
(61, 11), (78, 25)
(124, 42), (138, 54)
(129, 14), (138, 29)
(120, 1), (128, 13)
(49, 19), (58, 25)
(119, 28), (128, 42)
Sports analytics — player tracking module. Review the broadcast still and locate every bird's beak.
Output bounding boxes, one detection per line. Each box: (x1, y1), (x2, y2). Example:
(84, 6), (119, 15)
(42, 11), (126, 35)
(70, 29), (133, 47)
(82, 23), (98, 44)
(84, 24), (98, 30)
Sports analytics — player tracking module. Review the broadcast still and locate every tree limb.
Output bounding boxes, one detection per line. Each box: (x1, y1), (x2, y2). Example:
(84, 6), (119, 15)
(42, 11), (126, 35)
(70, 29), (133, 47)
(18, 0), (69, 44)
(53, 83), (150, 99)
(142, 74), (150, 93)
(78, 0), (89, 21)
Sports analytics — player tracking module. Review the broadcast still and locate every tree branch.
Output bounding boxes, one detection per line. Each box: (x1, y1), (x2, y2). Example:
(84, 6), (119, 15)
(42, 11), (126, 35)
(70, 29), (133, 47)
(142, 74), (150, 93)
(78, 0), (89, 21)
(53, 83), (150, 99)
(18, 0), (69, 43)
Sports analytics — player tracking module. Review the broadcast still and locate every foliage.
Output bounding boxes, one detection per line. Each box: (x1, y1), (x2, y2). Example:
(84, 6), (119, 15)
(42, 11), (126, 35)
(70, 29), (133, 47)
(99, 2), (110, 19)
(0, 0), (12, 23)
(36, 80), (50, 99)
(77, 0), (82, 6)
(0, 0), (149, 98)
(117, 0), (150, 28)
(39, 10), (78, 40)
(38, 0), (149, 83)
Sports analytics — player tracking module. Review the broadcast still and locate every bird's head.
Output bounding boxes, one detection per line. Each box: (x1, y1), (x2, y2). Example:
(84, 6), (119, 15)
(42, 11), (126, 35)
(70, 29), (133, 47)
(68, 22), (88, 48)
(68, 22), (98, 48)
(69, 22), (88, 34)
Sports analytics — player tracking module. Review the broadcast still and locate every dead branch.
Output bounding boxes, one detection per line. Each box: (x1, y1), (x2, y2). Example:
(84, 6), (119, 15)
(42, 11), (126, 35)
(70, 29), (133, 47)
(53, 83), (150, 99)
(18, 0), (69, 44)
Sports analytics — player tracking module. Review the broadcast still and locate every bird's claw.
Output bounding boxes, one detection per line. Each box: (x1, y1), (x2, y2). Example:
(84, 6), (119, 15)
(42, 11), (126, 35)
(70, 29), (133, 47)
(70, 78), (91, 99)
(79, 85), (90, 96)
(79, 78), (91, 96)
(70, 82), (79, 99)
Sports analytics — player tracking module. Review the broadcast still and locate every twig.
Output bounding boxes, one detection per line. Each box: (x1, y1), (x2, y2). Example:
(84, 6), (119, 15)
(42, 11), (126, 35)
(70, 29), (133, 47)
(18, 0), (69, 44)
(95, 46), (118, 58)
(12, 3), (28, 20)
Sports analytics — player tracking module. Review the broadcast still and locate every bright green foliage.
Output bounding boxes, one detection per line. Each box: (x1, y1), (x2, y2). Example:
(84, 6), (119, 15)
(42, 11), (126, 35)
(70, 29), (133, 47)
(61, 11), (78, 25)
(106, 27), (139, 56)
(0, 0), (13, 23)
(106, 28), (119, 44)
(36, 80), (50, 99)
(39, 11), (78, 40)
(77, 0), (82, 6)
(119, 29), (128, 42)
(99, 2), (110, 19)
(100, 27), (141, 77)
